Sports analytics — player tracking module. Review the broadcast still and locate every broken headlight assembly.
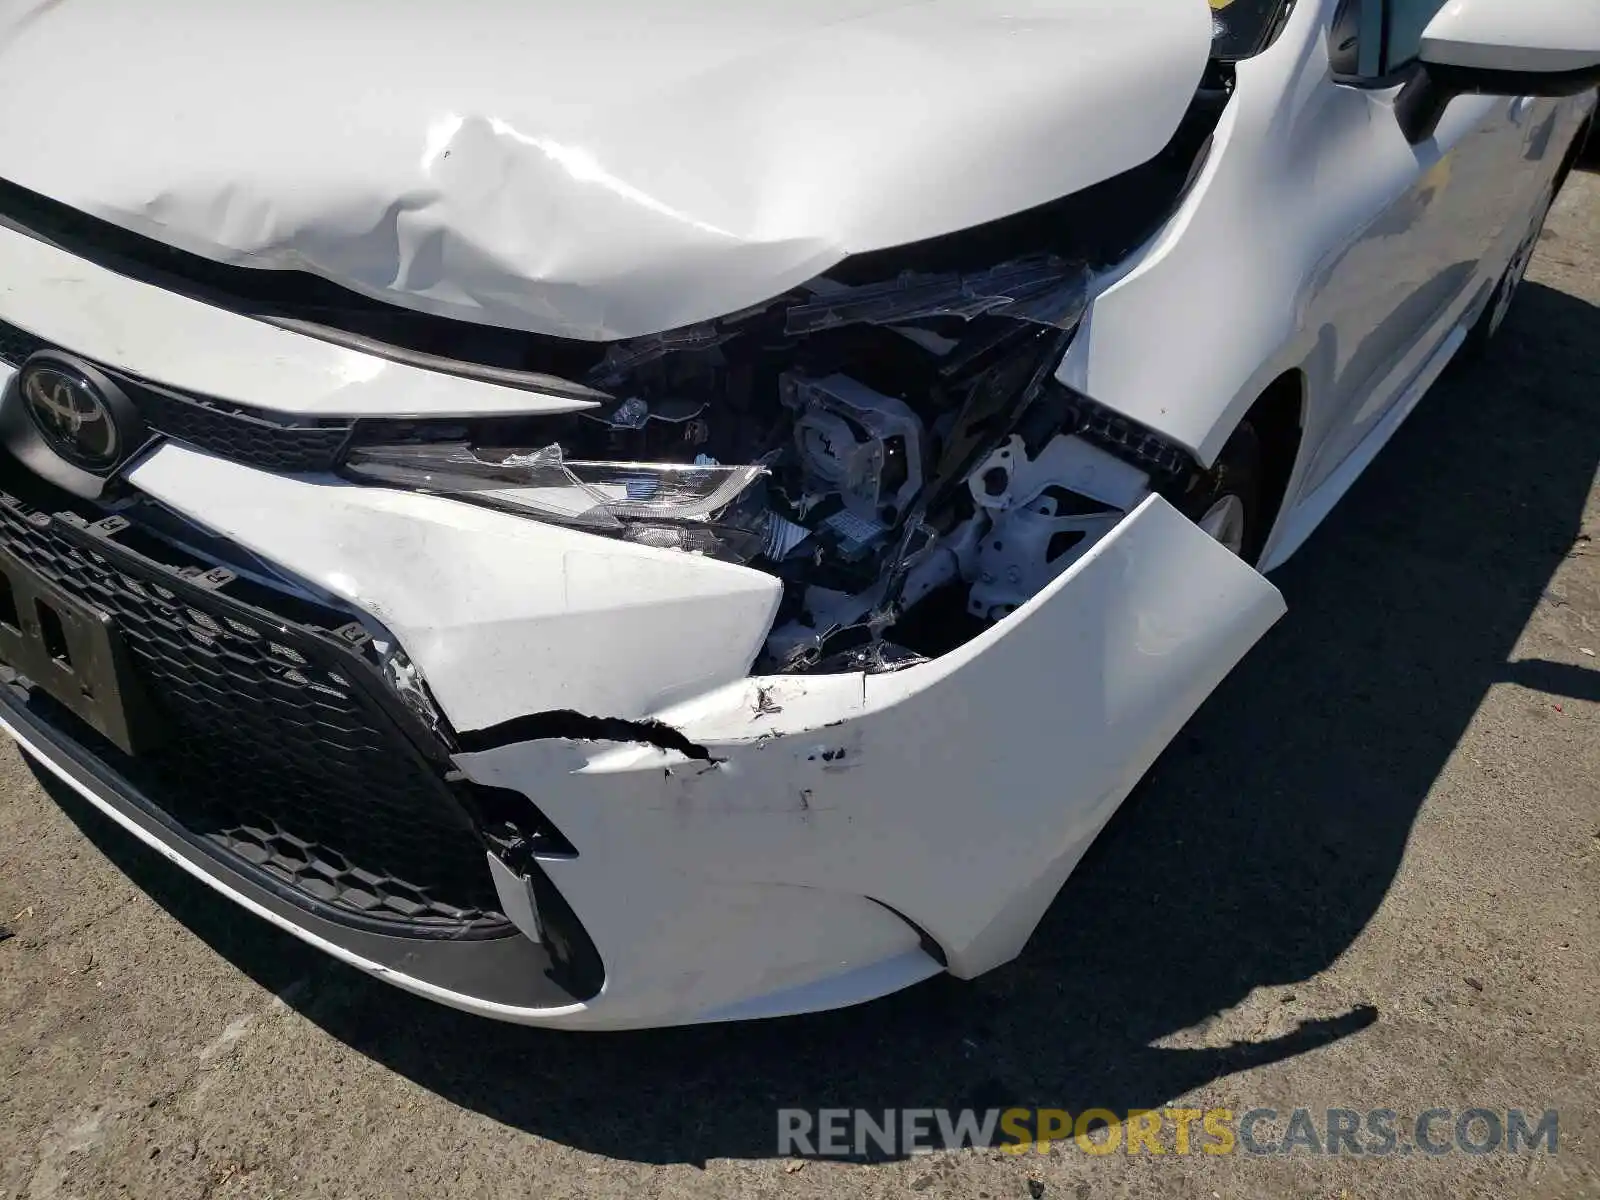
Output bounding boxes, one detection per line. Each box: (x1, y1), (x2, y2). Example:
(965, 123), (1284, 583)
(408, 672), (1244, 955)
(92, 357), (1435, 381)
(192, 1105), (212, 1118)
(342, 253), (1196, 674)
(346, 440), (775, 561)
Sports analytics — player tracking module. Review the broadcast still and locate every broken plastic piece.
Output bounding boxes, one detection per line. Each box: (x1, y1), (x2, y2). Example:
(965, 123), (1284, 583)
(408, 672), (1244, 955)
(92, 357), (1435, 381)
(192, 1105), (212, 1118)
(607, 397), (651, 429)
(785, 259), (1093, 336)
(810, 641), (929, 675)
(587, 322), (734, 387)
(382, 647), (445, 736)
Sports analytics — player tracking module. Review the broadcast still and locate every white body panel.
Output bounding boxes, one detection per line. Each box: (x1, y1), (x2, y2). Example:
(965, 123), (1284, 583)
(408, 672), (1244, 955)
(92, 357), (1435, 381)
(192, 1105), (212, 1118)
(0, 0), (1211, 340)
(1059, 0), (1591, 566)
(0, 222), (595, 417)
(1421, 0), (1600, 74)
(1060, 0), (1591, 469)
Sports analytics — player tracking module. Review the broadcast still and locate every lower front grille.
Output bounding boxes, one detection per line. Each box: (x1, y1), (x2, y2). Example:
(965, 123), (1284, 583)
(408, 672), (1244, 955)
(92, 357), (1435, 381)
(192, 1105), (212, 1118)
(0, 481), (513, 939)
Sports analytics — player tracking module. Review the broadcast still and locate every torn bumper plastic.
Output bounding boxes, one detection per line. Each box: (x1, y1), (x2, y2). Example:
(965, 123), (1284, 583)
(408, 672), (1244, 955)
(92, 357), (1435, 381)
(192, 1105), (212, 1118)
(30, 443), (1283, 1028)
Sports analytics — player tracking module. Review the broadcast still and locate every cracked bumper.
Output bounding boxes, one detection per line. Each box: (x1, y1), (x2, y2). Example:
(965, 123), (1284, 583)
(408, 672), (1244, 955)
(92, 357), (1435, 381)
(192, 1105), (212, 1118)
(15, 445), (1283, 1029)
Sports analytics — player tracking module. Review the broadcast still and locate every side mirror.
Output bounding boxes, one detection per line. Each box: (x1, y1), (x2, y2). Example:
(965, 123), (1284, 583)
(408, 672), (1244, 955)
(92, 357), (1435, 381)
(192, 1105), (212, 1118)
(1398, 0), (1600, 143)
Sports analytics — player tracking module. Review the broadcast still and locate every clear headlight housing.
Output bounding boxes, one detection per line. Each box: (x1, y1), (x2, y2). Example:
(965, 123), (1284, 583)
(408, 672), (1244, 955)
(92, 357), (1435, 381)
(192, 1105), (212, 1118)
(345, 441), (777, 562)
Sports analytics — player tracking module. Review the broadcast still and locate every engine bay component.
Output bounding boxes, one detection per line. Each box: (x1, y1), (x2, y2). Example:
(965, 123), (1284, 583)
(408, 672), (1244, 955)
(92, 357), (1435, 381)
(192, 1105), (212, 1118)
(969, 433), (1150, 515)
(785, 373), (925, 526)
(965, 432), (1145, 618)
(968, 489), (1124, 621)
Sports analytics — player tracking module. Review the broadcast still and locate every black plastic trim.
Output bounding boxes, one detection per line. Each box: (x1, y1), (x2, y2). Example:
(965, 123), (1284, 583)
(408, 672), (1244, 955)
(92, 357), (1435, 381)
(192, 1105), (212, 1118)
(256, 314), (611, 402)
(1211, 0), (1299, 64)
(0, 482), (521, 942)
(0, 684), (597, 1008)
(868, 898), (949, 968)
(1397, 65), (1600, 145)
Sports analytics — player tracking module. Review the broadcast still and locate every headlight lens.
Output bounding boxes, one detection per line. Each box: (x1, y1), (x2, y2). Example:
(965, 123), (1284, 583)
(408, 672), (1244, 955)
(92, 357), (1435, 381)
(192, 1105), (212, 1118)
(345, 442), (774, 560)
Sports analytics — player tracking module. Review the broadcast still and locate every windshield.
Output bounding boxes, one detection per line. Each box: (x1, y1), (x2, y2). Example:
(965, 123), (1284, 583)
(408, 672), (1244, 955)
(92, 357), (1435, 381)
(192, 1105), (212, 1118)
(1209, 0), (1292, 59)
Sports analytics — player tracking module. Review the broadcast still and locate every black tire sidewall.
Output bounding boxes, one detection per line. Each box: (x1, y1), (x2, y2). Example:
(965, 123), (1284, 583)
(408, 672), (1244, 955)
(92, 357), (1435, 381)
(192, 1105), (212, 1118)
(1179, 420), (1266, 565)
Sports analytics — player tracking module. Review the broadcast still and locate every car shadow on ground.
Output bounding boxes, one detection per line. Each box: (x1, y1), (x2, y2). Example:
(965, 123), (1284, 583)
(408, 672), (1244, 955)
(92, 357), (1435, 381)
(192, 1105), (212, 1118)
(39, 282), (1600, 1165)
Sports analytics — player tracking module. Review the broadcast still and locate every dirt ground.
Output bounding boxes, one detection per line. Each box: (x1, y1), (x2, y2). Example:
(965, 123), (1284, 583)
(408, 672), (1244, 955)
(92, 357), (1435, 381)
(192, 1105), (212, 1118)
(2, 169), (1598, 1200)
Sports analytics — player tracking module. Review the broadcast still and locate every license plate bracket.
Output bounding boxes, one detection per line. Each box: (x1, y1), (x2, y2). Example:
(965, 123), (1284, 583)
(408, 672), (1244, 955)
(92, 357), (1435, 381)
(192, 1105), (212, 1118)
(0, 545), (163, 754)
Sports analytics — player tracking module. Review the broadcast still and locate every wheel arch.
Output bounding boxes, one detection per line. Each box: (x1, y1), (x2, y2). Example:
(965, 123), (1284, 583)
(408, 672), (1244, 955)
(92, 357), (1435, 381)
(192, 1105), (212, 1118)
(1238, 369), (1307, 565)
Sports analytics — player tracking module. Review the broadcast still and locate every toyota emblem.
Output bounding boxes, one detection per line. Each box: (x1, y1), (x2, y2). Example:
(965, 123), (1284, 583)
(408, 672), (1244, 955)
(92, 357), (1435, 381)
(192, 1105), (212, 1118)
(19, 358), (121, 470)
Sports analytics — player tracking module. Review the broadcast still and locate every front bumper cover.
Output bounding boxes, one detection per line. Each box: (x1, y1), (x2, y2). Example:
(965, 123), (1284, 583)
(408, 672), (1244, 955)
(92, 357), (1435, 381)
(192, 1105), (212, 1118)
(15, 440), (1283, 1028)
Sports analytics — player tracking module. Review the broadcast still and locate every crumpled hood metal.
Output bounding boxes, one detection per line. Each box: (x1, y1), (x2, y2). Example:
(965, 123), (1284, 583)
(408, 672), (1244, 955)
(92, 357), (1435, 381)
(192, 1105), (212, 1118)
(0, 0), (1212, 341)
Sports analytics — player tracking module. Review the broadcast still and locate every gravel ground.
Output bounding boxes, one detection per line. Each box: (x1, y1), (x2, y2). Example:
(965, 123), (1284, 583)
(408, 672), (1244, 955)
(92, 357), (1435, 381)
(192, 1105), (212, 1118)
(2, 169), (1598, 1200)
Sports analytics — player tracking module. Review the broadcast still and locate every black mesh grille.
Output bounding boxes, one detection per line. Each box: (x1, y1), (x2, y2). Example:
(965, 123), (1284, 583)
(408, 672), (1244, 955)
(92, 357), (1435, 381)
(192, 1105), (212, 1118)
(0, 320), (45, 365)
(0, 487), (512, 938)
(0, 317), (352, 472)
(131, 384), (352, 473)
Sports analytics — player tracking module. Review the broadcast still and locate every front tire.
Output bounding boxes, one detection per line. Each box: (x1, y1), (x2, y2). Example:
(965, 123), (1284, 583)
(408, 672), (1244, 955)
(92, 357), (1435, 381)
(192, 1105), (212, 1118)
(1465, 116), (1588, 357)
(1181, 420), (1265, 565)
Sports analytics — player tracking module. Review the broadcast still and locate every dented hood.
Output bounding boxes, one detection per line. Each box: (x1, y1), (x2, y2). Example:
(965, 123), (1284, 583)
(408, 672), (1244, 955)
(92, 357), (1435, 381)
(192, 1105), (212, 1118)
(0, 0), (1213, 341)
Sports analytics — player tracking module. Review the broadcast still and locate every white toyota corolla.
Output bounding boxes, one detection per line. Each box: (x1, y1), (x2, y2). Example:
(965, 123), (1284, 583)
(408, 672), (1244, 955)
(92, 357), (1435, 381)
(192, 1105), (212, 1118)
(0, 0), (1593, 1028)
